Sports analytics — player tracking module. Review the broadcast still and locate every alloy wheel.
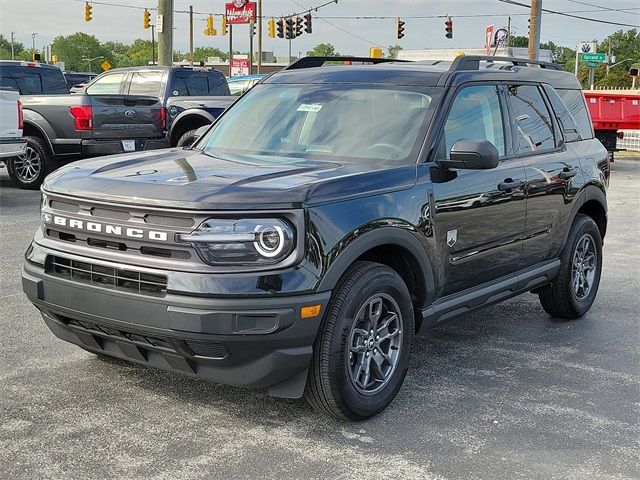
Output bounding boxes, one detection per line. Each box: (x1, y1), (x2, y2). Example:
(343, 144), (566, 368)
(572, 233), (597, 299)
(12, 146), (42, 183)
(347, 293), (403, 394)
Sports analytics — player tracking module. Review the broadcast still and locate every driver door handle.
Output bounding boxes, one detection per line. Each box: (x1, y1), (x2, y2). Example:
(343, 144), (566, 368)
(498, 178), (524, 191)
(558, 167), (577, 180)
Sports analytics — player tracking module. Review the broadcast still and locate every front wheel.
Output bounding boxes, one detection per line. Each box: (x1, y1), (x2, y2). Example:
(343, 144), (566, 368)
(538, 214), (603, 319)
(7, 136), (52, 189)
(305, 261), (414, 420)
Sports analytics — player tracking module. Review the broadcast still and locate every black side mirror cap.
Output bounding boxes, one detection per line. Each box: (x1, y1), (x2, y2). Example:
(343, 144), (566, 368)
(438, 139), (500, 170)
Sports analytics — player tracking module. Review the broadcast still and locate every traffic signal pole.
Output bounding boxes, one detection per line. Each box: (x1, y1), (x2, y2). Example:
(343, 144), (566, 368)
(527, 0), (542, 60)
(189, 5), (194, 66)
(257, 0), (262, 73)
(157, 0), (174, 66)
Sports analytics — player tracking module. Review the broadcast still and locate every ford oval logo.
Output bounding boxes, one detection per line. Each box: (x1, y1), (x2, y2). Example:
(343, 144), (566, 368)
(124, 110), (136, 117)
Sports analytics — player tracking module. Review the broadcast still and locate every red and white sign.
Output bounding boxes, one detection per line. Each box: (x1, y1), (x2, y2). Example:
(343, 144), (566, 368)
(226, 0), (256, 24)
(230, 58), (250, 76)
(485, 25), (494, 55)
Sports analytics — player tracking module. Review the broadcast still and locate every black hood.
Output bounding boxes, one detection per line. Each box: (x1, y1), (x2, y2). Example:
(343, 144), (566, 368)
(43, 148), (417, 210)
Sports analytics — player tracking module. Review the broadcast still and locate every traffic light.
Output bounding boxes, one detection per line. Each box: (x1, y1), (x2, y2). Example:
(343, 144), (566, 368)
(276, 18), (284, 38)
(445, 17), (453, 39)
(285, 17), (294, 39)
(250, 21), (256, 37)
(527, 18), (531, 35)
(84, 2), (92, 22)
(32, 52), (41, 62)
(268, 17), (276, 38)
(143, 9), (151, 29)
(295, 16), (303, 38)
(204, 14), (216, 36)
(303, 14), (312, 34)
(396, 17), (405, 39)
(221, 15), (228, 35)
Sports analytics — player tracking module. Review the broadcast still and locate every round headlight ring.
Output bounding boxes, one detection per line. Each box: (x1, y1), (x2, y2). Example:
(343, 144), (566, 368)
(255, 225), (286, 258)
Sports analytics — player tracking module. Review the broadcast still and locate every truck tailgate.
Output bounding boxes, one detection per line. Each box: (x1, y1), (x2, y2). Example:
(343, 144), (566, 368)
(90, 95), (164, 139)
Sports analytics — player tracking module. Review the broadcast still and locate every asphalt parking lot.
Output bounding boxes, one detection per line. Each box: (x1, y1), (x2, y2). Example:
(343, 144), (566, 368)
(1, 158), (638, 480)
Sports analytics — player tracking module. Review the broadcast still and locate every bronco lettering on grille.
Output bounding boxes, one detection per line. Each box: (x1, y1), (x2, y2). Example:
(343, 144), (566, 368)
(42, 214), (168, 241)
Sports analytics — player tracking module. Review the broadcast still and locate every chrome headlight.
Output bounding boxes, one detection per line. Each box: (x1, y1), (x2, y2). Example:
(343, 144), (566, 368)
(176, 218), (296, 266)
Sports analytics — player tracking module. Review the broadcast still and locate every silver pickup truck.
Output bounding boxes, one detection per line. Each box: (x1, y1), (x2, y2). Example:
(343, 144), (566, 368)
(0, 89), (26, 161)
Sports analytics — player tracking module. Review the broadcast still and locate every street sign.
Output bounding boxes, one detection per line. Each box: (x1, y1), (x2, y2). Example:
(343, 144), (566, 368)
(582, 52), (606, 62)
(230, 58), (249, 75)
(226, 1), (256, 24)
(156, 14), (164, 33)
(101, 60), (111, 71)
(586, 61), (600, 68)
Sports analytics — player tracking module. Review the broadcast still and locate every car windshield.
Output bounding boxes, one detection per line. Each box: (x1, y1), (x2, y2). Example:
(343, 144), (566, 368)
(198, 83), (438, 164)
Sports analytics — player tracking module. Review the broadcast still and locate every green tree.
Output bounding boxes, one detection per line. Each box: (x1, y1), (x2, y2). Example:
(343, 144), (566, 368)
(101, 41), (130, 69)
(52, 33), (107, 71)
(510, 35), (528, 48)
(123, 39), (155, 67)
(307, 43), (339, 57)
(188, 46), (228, 63)
(386, 45), (403, 59)
(0, 34), (25, 59)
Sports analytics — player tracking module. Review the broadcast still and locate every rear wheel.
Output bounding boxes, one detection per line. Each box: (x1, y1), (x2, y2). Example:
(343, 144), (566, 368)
(538, 214), (603, 319)
(305, 261), (414, 420)
(7, 136), (52, 189)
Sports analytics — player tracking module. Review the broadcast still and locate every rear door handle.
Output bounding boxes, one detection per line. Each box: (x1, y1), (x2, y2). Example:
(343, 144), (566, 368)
(558, 168), (577, 180)
(498, 178), (524, 191)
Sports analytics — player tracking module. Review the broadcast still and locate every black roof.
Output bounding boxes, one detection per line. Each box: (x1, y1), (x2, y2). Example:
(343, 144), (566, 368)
(265, 55), (581, 90)
(0, 60), (64, 70)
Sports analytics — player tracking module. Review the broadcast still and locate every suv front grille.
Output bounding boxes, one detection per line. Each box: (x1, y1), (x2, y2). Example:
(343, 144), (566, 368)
(46, 256), (167, 296)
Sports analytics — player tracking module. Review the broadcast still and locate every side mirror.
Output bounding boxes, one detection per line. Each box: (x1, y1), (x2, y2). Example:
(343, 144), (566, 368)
(439, 139), (499, 170)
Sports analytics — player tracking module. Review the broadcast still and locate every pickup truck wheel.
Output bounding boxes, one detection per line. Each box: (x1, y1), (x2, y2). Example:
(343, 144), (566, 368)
(538, 214), (603, 320)
(176, 129), (198, 148)
(304, 261), (414, 421)
(7, 136), (51, 190)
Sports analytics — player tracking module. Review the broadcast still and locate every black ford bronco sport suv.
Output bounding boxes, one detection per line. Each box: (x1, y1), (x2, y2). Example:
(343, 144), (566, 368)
(23, 56), (609, 420)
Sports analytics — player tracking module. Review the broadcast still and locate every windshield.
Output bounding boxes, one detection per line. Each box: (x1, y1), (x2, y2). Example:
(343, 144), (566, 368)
(198, 83), (439, 164)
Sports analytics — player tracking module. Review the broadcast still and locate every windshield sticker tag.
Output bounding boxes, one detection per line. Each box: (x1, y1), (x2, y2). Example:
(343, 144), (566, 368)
(297, 104), (323, 112)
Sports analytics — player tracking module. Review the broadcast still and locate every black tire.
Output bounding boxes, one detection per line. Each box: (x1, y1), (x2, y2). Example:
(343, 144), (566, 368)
(305, 261), (414, 421)
(538, 214), (603, 319)
(176, 129), (198, 148)
(7, 136), (52, 190)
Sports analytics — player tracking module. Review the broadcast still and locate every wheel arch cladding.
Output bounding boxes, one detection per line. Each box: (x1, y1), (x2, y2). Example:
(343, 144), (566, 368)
(316, 227), (435, 320)
(578, 199), (607, 240)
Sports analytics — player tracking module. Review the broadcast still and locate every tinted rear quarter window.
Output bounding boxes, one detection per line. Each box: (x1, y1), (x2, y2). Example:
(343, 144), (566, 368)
(171, 71), (230, 96)
(557, 89), (594, 140)
(543, 85), (582, 142)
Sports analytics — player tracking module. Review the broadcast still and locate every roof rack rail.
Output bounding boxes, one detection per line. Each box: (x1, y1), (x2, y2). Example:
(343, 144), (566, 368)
(284, 56), (409, 70)
(450, 55), (560, 71)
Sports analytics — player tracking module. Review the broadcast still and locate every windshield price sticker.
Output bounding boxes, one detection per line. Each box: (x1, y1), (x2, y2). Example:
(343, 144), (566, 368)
(297, 104), (323, 112)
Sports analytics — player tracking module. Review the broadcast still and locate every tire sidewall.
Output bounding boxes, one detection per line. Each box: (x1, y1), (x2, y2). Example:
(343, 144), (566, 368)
(563, 216), (603, 316)
(329, 267), (414, 419)
(176, 129), (198, 148)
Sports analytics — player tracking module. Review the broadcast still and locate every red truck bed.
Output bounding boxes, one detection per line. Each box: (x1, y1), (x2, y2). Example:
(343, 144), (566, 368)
(583, 90), (640, 131)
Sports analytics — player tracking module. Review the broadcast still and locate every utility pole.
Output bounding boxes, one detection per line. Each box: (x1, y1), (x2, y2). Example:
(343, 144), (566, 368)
(528, 0), (542, 60)
(157, 0), (174, 66)
(606, 38), (612, 76)
(257, 0), (262, 73)
(151, 25), (156, 65)
(249, 22), (254, 75)
(228, 24), (233, 77)
(189, 5), (194, 66)
(10, 32), (15, 60)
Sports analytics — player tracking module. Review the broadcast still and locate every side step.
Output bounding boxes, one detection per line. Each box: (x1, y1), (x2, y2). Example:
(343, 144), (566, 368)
(421, 260), (560, 329)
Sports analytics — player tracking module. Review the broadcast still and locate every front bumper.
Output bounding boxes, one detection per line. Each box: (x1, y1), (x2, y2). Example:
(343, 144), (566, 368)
(22, 259), (331, 398)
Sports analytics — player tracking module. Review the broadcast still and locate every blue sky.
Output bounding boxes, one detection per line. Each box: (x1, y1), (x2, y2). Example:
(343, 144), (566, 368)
(1, 0), (639, 55)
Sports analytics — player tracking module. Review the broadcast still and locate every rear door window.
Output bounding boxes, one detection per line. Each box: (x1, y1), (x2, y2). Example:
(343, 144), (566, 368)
(508, 85), (556, 153)
(543, 86), (582, 142)
(86, 72), (126, 94)
(128, 71), (163, 96)
(557, 89), (594, 140)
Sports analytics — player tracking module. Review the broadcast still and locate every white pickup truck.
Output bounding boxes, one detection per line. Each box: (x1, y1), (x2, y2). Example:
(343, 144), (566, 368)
(0, 88), (26, 163)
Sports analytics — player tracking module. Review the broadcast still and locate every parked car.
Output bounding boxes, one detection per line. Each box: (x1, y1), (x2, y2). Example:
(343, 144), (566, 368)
(0, 60), (69, 95)
(226, 74), (268, 96)
(23, 55), (609, 420)
(6, 65), (234, 189)
(64, 71), (98, 93)
(0, 88), (26, 161)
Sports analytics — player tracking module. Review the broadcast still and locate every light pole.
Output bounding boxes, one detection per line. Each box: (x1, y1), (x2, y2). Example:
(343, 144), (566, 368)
(607, 58), (633, 76)
(31, 33), (37, 54)
(10, 32), (15, 60)
(82, 55), (104, 72)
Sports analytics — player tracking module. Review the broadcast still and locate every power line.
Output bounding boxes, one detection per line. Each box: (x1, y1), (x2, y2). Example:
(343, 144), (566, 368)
(496, 0), (640, 27)
(563, 0), (640, 17)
